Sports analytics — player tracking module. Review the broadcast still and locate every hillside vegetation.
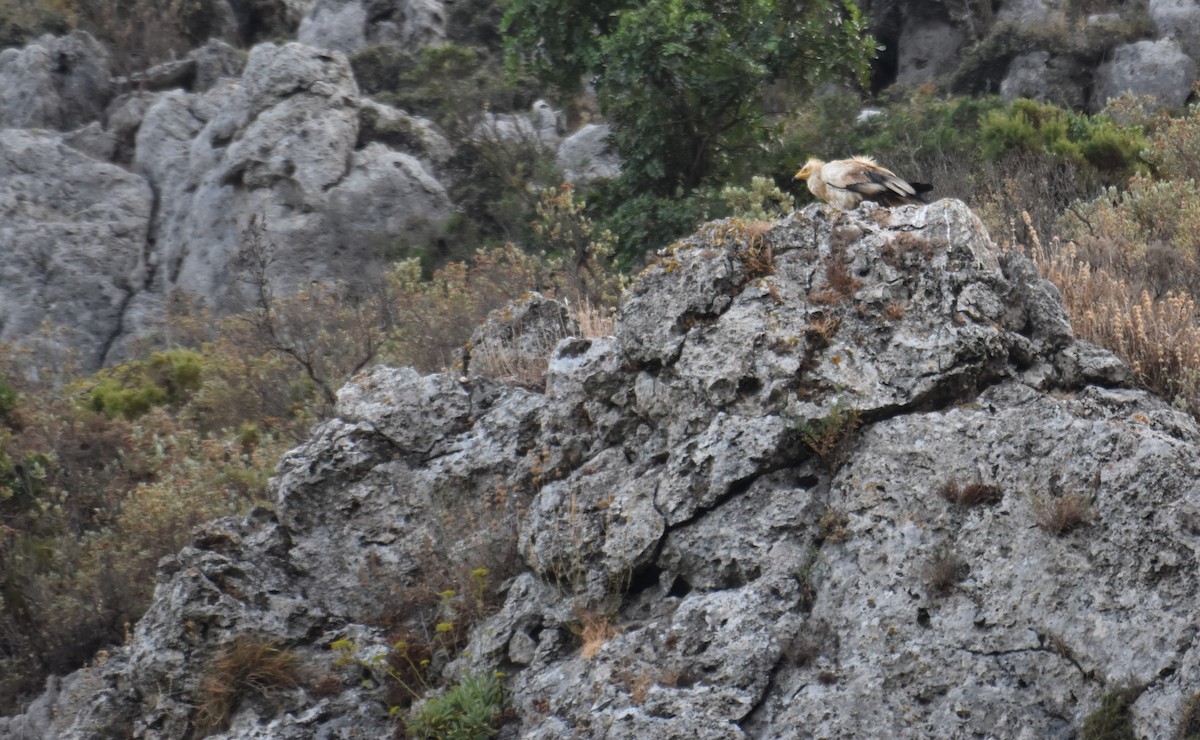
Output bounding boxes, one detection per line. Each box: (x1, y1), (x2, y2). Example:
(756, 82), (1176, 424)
(4, 0), (1200, 730)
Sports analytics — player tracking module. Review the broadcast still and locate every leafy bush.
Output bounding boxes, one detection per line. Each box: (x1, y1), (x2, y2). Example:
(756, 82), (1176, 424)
(587, 185), (711, 265)
(722, 176), (795, 221)
(86, 349), (204, 420)
(407, 671), (506, 740)
(504, 0), (875, 196)
(0, 373), (17, 421)
(979, 99), (1145, 181)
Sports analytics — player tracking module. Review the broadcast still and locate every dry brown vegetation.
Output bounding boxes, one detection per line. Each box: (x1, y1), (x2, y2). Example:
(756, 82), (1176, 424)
(573, 608), (618, 660)
(192, 635), (303, 736)
(924, 546), (968, 597)
(1034, 238), (1200, 419)
(1032, 493), (1096, 536)
(939, 478), (1004, 507)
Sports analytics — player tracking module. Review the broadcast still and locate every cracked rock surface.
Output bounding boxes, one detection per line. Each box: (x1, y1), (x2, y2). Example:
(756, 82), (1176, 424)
(5, 200), (1200, 739)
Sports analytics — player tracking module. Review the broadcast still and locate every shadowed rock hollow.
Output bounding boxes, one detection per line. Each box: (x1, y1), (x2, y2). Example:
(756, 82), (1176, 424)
(5, 199), (1200, 739)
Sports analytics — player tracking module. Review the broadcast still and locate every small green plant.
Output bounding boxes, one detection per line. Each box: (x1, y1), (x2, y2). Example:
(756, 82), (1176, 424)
(1079, 682), (1144, 740)
(407, 671), (507, 739)
(792, 398), (862, 470)
(722, 176), (795, 221)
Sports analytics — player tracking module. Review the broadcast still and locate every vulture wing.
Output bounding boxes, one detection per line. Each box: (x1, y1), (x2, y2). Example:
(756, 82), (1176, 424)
(822, 157), (929, 207)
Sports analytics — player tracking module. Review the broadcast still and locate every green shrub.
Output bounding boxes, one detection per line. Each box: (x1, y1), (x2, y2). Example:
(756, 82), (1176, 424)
(0, 373), (17, 421)
(407, 671), (506, 740)
(979, 99), (1145, 181)
(87, 349), (204, 420)
(588, 185), (710, 266)
(790, 398), (862, 471)
(1080, 683), (1144, 740)
(722, 176), (795, 221)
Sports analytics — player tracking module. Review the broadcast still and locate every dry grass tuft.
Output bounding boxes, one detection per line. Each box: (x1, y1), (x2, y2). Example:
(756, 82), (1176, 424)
(818, 506), (851, 544)
(925, 546), (968, 597)
(1030, 217), (1200, 420)
(192, 635), (302, 735)
(1032, 493), (1096, 536)
(939, 478), (1004, 507)
(571, 298), (617, 338)
(1176, 691), (1200, 740)
(574, 609), (618, 660)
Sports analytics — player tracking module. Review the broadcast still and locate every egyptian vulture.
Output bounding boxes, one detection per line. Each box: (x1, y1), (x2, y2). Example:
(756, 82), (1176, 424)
(794, 156), (932, 209)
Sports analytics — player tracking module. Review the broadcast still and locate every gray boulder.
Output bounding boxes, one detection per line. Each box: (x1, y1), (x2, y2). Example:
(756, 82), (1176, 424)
(1000, 51), (1089, 109)
(1093, 38), (1198, 111)
(358, 97), (453, 172)
(995, 0), (1067, 27)
(298, 0), (445, 52)
(0, 129), (152, 369)
(117, 38), (246, 95)
(9, 199), (1200, 738)
(0, 40), (453, 371)
(1151, 0), (1200, 64)
(472, 99), (564, 148)
(895, 11), (965, 87)
(556, 123), (621, 185)
(0, 31), (112, 130)
(133, 41), (451, 310)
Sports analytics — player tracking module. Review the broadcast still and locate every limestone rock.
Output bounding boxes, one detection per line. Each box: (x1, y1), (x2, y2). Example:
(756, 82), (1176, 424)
(1000, 51), (1089, 109)
(0, 31), (112, 130)
(894, 9), (965, 87)
(0, 129), (152, 368)
(117, 39), (246, 94)
(298, 0), (446, 52)
(557, 123), (621, 185)
(0, 39), (453, 371)
(1093, 38), (1198, 111)
(472, 99), (563, 148)
(10, 200), (1200, 739)
(133, 41), (451, 309)
(1150, 0), (1200, 64)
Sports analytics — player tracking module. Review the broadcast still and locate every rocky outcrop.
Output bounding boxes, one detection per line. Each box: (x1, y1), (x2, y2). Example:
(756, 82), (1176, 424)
(133, 42), (450, 309)
(1000, 51), (1089, 109)
(0, 31), (112, 130)
(0, 39), (452, 368)
(297, 0), (446, 52)
(865, 0), (1199, 110)
(1093, 37), (1198, 110)
(557, 123), (621, 185)
(1150, 0), (1200, 63)
(472, 99), (564, 148)
(6, 199), (1200, 738)
(0, 129), (152, 368)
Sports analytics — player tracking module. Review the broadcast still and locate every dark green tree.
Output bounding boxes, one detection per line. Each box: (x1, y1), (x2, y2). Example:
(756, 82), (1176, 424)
(503, 0), (877, 195)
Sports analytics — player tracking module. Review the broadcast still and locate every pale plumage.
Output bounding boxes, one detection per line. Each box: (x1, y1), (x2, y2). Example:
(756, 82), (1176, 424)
(794, 156), (932, 209)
